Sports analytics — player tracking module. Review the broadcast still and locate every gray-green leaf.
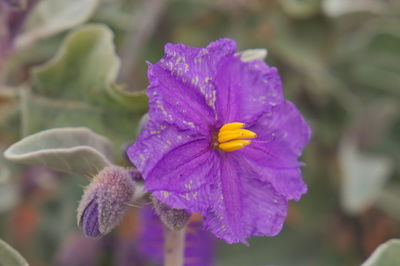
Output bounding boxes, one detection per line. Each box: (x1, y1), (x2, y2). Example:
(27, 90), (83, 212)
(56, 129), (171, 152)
(4, 127), (114, 176)
(31, 24), (119, 106)
(16, 0), (99, 48)
(30, 23), (147, 111)
(361, 239), (400, 266)
(0, 238), (28, 266)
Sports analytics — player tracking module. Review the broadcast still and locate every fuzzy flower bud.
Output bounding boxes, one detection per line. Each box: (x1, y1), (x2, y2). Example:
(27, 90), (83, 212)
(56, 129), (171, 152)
(152, 196), (190, 231)
(77, 166), (136, 238)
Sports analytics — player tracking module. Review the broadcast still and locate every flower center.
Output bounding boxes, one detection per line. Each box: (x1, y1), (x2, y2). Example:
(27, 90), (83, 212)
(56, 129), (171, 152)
(217, 122), (257, 152)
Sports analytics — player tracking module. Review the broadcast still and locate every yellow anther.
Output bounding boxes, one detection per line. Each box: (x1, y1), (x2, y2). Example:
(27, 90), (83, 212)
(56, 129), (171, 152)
(218, 129), (257, 143)
(219, 122), (245, 132)
(217, 122), (256, 152)
(218, 140), (250, 152)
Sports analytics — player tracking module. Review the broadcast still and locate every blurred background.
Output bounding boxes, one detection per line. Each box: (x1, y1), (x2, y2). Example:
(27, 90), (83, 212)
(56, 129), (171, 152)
(1, 0), (400, 265)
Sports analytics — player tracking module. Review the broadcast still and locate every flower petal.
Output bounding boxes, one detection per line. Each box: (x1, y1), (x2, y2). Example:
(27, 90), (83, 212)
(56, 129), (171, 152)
(238, 153), (307, 201)
(218, 155), (244, 240)
(150, 148), (221, 213)
(203, 155), (288, 243)
(127, 122), (206, 177)
(146, 143), (217, 192)
(236, 100), (311, 200)
(147, 38), (237, 131)
(128, 122), (220, 212)
(214, 55), (284, 126)
(249, 100), (311, 158)
(240, 178), (288, 238)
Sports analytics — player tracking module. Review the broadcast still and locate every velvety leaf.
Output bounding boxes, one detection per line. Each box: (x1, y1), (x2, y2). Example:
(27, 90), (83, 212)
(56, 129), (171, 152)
(4, 127), (114, 176)
(30, 24), (119, 105)
(361, 239), (400, 266)
(30, 23), (147, 111)
(339, 140), (393, 215)
(107, 83), (148, 112)
(0, 238), (28, 266)
(16, 0), (99, 48)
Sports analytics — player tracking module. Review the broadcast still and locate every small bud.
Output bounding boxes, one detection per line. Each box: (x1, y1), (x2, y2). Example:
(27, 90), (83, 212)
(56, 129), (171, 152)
(77, 166), (135, 238)
(152, 196), (190, 231)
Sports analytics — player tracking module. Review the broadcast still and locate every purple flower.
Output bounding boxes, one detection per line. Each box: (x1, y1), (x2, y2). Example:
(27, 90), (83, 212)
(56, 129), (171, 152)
(138, 206), (215, 266)
(77, 166), (136, 238)
(127, 39), (311, 243)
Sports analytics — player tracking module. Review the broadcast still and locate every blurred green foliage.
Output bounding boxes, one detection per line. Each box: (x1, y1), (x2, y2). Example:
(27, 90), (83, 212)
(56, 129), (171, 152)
(0, 0), (400, 265)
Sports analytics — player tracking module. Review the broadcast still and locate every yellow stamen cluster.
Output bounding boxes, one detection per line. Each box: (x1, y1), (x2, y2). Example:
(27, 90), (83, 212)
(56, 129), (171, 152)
(217, 122), (256, 152)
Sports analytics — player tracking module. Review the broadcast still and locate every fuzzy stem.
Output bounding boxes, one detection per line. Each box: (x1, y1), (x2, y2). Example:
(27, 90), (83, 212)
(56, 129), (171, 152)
(164, 226), (186, 266)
